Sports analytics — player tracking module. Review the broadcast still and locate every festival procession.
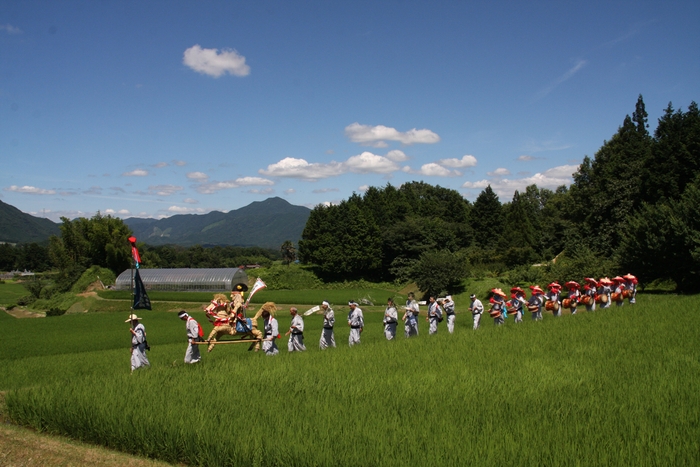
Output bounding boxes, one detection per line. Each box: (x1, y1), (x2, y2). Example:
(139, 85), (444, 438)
(127, 266), (640, 371)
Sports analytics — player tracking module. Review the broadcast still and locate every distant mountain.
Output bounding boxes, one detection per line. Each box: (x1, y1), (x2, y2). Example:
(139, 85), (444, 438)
(124, 197), (311, 248)
(0, 199), (60, 243)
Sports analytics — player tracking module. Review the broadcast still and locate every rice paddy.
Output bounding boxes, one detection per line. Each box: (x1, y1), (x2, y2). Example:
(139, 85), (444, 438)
(2, 294), (699, 466)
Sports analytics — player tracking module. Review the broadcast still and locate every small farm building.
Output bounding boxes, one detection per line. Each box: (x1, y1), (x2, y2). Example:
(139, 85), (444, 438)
(115, 268), (249, 292)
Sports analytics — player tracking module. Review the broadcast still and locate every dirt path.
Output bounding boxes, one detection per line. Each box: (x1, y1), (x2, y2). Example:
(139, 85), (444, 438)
(0, 424), (177, 467)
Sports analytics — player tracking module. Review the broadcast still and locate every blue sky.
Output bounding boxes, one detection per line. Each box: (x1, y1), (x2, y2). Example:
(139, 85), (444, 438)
(1, 0), (698, 222)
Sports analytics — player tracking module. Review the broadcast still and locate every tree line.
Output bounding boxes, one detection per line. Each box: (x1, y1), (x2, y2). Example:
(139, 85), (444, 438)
(299, 96), (700, 294)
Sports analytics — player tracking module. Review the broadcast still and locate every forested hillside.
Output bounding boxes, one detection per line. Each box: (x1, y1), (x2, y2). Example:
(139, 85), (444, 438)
(299, 96), (700, 292)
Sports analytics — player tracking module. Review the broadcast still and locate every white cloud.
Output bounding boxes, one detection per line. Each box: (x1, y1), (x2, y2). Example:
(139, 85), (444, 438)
(535, 59), (587, 100)
(417, 163), (460, 177)
(235, 177), (274, 186)
(345, 152), (400, 174)
(183, 45), (250, 78)
(195, 176), (275, 194)
(386, 150), (409, 162)
(438, 155), (477, 168)
(148, 185), (183, 196)
(0, 24), (22, 34)
(83, 186), (102, 195)
(518, 155), (535, 161)
(358, 185), (369, 192)
(260, 150), (410, 180)
(345, 122), (440, 146)
(247, 188), (274, 194)
(122, 169), (149, 177)
(183, 198), (199, 204)
(462, 164), (578, 199)
(312, 188), (339, 194)
(4, 185), (56, 195)
(284, 188), (296, 194)
(174, 160), (187, 166)
(487, 168), (511, 177)
(187, 171), (209, 181)
(167, 205), (207, 214)
(153, 162), (168, 168)
(259, 157), (345, 180)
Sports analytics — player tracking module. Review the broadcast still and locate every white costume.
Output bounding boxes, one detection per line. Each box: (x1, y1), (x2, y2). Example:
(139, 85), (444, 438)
(383, 304), (398, 340)
(319, 303), (336, 349)
(347, 304), (364, 346)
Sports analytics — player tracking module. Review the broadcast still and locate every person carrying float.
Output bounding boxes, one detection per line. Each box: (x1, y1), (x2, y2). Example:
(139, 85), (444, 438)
(205, 293), (235, 352)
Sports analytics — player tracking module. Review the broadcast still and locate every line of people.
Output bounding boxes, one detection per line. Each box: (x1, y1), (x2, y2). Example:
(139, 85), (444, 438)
(126, 273), (639, 370)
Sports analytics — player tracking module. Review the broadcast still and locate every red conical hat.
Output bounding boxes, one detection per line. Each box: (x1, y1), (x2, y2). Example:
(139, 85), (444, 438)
(598, 277), (613, 285)
(612, 276), (624, 283)
(547, 282), (561, 290)
(510, 286), (525, 295)
(565, 281), (580, 289)
(623, 273), (636, 280)
(530, 286), (544, 295)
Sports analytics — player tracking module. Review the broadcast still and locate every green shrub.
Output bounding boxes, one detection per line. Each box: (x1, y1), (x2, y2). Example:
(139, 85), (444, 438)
(71, 266), (116, 293)
(46, 307), (66, 317)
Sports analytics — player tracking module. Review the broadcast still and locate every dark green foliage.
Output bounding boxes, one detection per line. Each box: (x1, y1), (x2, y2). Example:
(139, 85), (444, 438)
(280, 240), (296, 266)
(138, 244), (278, 269)
(410, 249), (468, 297)
(469, 185), (502, 249)
(299, 183), (471, 281)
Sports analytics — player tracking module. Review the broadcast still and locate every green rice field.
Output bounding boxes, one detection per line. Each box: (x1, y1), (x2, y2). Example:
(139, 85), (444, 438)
(2, 294), (699, 466)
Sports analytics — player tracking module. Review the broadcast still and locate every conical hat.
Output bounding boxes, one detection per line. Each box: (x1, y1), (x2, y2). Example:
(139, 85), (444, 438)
(623, 273), (636, 280)
(547, 282), (561, 290)
(510, 286), (525, 295)
(599, 277), (613, 285)
(565, 281), (580, 289)
(491, 288), (506, 298)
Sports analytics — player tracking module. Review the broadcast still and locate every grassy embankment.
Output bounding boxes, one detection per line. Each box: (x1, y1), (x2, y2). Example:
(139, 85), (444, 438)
(2, 292), (699, 466)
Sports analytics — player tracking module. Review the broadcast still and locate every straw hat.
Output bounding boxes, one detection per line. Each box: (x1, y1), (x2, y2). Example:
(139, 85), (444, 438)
(491, 288), (506, 298)
(622, 273), (636, 281)
(530, 286), (544, 295)
(565, 281), (580, 289)
(510, 287), (525, 295)
(547, 282), (561, 290)
(599, 277), (613, 285)
(125, 314), (142, 322)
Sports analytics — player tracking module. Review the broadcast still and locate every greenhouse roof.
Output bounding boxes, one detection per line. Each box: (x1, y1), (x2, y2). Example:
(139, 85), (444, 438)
(115, 268), (248, 292)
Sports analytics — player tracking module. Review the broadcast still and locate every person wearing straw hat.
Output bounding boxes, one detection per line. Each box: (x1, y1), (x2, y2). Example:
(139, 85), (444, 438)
(383, 298), (398, 340)
(509, 287), (526, 323)
(527, 286), (543, 321)
(545, 282), (562, 317)
(443, 295), (456, 333)
(565, 281), (581, 315)
(623, 273), (638, 304)
(612, 277), (626, 307)
(583, 278), (598, 312)
(261, 308), (280, 356)
(126, 314), (149, 373)
(403, 292), (419, 338)
(319, 300), (336, 349)
(489, 288), (506, 325)
(597, 278), (612, 309)
(286, 307), (306, 352)
(469, 294), (483, 329)
(178, 310), (201, 364)
(347, 301), (364, 346)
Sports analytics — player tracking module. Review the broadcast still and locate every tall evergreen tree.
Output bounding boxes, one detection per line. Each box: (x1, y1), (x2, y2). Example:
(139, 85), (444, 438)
(469, 185), (502, 249)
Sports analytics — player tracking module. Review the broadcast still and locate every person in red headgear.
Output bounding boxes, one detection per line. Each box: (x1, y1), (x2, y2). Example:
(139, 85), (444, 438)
(623, 274), (638, 304)
(545, 282), (562, 317)
(582, 278), (598, 312)
(612, 276), (626, 307)
(597, 278), (612, 309)
(490, 288), (507, 325)
(508, 287), (527, 323)
(528, 285), (544, 321)
(565, 281), (581, 315)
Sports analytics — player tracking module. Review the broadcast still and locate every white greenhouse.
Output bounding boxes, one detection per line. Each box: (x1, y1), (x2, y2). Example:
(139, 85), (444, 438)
(115, 268), (249, 292)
